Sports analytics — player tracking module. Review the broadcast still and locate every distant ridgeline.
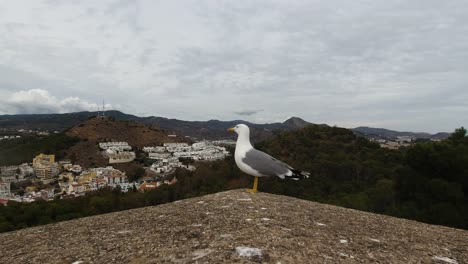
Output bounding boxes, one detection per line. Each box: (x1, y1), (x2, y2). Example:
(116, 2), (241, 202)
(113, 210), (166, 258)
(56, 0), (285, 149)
(0, 123), (467, 232)
(0, 111), (313, 141)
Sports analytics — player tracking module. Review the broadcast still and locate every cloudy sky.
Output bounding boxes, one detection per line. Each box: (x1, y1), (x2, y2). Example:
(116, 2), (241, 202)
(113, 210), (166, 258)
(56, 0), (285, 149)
(0, 0), (467, 132)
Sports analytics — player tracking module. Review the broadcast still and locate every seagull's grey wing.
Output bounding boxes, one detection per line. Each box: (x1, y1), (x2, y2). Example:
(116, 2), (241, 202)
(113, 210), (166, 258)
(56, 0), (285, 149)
(242, 148), (292, 177)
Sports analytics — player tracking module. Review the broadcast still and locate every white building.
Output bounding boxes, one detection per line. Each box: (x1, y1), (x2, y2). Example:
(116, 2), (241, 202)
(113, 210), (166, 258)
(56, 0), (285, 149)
(396, 136), (414, 143)
(67, 182), (86, 195)
(40, 189), (55, 200)
(147, 141), (230, 174)
(108, 152), (136, 164)
(211, 139), (236, 146)
(0, 164), (35, 183)
(149, 152), (172, 159)
(63, 164), (82, 174)
(163, 143), (189, 151)
(143, 146), (166, 153)
(103, 170), (128, 187)
(19, 163), (34, 179)
(0, 182), (11, 198)
(0, 166), (17, 183)
(0, 135), (21, 141)
(99, 142), (132, 151)
(165, 146), (191, 153)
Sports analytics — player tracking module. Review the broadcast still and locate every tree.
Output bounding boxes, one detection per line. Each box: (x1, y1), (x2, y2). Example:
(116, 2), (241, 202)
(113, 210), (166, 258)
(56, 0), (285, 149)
(449, 127), (467, 144)
(128, 167), (145, 182)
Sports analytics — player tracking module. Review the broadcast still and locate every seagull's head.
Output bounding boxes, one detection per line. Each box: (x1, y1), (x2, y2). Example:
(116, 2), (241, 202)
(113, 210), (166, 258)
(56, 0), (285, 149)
(227, 124), (249, 135)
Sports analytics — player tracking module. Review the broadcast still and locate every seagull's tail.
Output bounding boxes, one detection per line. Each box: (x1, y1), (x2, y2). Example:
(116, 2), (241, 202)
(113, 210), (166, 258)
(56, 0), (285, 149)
(286, 169), (310, 180)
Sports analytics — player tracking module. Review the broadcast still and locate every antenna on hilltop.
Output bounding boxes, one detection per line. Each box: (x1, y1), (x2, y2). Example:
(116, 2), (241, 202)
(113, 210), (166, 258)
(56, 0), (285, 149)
(97, 100), (106, 119)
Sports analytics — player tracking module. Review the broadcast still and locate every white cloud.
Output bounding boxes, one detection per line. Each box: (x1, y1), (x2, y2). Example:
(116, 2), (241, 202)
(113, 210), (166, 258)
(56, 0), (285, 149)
(0, 89), (111, 114)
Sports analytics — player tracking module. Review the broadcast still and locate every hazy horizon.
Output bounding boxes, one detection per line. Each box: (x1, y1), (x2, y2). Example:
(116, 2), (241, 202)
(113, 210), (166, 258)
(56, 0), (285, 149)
(1, 1), (467, 133)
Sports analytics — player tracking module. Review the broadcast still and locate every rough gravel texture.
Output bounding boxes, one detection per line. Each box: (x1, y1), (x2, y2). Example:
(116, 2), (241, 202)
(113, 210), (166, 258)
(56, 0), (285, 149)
(0, 189), (467, 263)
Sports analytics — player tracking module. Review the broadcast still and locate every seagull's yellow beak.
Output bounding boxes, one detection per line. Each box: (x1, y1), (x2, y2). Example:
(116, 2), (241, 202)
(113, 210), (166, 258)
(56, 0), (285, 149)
(227, 127), (235, 132)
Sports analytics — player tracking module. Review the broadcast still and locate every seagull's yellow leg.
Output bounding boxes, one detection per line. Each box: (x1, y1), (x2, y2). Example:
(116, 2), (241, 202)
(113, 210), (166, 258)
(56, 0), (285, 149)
(246, 176), (258, 193)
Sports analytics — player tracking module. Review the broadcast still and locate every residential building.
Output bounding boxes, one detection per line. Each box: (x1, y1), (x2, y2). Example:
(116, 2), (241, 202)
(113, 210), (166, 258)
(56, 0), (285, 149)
(59, 172), (75, 183)
(143, 146), (166, 153)
(99, 142), (132, 151)
(18, 164), (34, 179)
(33, 154), (60, 181)
(102, 169), (128, 187)
(67, 182), (86, 195)
(33, 154), (55, 166)
(0, 164), (34, 183)
(0, 166), (17, 183)
(34, 162), (60, 181)
(138, 181), (161, 192)
(76, 170), (97, 184)
(148, 152), (172, 159)
(63, 164), (82, 174)
(40, 189), (55, 200)
(108, 152), (135, 164)
(0, 182), (11, 198)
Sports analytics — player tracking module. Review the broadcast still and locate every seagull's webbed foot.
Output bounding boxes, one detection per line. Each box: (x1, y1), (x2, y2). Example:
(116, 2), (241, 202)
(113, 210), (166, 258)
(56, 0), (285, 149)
(246, 176), (259, 193)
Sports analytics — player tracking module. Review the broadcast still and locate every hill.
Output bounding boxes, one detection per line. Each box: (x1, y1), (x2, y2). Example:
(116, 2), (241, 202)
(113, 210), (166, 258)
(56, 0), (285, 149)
(63, 117), (183, 168)
(0, 111), (116, 131)
(0, 111), (315, 141)
(0, 110), (314, 141)
(0, 133), (80, 166)
(253, 125), (468, 229)
(353, 126), (450, 140)
(65, 116), (181, 148)
(0, 189), (466, 263)
(137, 116), (313, 142)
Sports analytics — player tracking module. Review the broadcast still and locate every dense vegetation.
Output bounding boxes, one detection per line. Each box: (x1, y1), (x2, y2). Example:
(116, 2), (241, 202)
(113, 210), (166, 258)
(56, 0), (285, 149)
(256, 126), (468, 229)
(0, 134), (80, 166)
(0, 125), (466, 233)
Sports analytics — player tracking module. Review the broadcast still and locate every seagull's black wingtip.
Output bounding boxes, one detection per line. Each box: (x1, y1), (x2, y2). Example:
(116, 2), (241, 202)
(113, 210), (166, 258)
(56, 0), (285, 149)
(286, 170), (310, 180)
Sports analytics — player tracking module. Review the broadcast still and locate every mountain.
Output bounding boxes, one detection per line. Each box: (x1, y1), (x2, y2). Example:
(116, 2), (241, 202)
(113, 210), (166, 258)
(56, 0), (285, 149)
(0, 110), (451, 140)
(0, 189), (466, 263)
(137, 116), (314, 141)
(0, 111), (314, 141)
(282, 116), (310, 129)
(352, 126), (451, 140)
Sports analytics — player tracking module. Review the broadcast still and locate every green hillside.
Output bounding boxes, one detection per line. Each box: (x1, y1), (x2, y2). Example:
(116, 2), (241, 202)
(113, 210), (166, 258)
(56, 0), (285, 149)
(0, 134), (80, 166)
(255, 125), (468, 229)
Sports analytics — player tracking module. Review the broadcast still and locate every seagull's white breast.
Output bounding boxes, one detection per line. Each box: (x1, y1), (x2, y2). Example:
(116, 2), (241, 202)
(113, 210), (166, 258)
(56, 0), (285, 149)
(234, 146), (262, 177)
(232, 124), (264, 177)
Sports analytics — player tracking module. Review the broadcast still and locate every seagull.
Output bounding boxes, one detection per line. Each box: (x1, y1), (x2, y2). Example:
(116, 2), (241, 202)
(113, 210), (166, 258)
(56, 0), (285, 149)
(228, 124), (310, 193)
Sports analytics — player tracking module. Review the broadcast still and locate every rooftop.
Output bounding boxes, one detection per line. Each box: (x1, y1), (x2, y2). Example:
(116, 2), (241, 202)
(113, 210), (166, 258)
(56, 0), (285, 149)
(0, 189), (466, 263)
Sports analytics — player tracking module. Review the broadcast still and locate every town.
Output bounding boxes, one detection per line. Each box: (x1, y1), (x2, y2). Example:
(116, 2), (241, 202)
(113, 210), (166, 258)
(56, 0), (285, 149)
(0, 140), (233, 205)
(369, 135), (415, 149)
(0, 135), (22, 141)
(366, 135), (442, 149)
